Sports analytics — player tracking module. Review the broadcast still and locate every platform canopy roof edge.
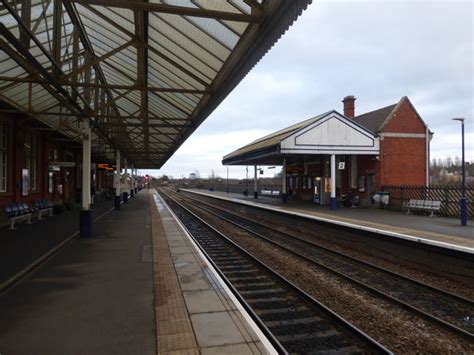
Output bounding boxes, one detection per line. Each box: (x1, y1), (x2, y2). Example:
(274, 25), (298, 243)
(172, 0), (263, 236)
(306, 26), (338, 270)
(0, 0), (312, 168)
(222, 110), (382, 166)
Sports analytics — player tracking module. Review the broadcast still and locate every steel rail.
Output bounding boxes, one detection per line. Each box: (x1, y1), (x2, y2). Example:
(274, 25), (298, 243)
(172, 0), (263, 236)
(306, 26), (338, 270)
(176, 191), (474, 341)
(161, 190), (392, 354)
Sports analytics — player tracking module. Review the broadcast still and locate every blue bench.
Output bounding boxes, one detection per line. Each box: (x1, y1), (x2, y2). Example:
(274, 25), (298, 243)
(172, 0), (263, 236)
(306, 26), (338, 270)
(5, 203), (33, 229)
(34, 199), (54, 219)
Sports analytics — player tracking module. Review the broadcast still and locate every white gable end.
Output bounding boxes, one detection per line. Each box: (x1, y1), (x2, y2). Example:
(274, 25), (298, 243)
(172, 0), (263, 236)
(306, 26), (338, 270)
(280, 112), (379, 155)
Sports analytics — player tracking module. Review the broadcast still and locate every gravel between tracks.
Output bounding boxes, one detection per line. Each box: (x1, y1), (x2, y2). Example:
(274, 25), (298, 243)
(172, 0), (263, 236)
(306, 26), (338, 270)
(177, 196), (473, 353)
(186, 192), (474, 300)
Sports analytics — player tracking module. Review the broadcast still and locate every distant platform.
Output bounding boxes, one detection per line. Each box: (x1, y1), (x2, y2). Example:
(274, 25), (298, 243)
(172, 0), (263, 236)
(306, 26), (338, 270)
(183, 189), (473, 253)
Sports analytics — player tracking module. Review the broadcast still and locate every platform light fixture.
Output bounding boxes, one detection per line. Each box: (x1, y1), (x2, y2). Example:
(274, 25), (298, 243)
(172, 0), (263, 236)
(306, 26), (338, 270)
(452, 117), (467, 226)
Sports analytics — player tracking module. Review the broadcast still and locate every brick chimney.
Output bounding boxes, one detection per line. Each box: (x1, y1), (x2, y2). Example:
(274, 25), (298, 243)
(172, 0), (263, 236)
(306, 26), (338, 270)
(342, 95), (356, 118)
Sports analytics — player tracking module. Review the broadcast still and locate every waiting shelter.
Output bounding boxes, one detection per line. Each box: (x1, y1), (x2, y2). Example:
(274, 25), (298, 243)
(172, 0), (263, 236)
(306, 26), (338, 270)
(223, 96), (432, 209)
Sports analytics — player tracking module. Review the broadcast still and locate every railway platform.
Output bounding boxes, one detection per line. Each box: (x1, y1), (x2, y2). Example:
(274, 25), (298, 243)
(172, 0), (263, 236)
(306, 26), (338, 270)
(0, 189), (272, 355)
(184, 189), (473, 251)
(0, 196), (115, 289)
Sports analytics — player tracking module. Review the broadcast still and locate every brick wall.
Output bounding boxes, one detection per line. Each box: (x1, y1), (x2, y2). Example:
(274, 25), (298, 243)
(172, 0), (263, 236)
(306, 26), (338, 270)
(377, 98), (428, 190)
(0, 116), (81, 211)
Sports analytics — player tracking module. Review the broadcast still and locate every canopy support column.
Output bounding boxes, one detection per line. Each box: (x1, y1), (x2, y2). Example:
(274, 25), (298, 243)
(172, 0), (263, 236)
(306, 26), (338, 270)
(114, 150), (121, 210)
(254, 165), (258, 199)
(282, 158), (287, 203)
(330, 154), (337, 210)
(79, 119), (92, 237)
(123, 158), (128, 203)
(130, 166), (135, 197)
(135, 169), (139, 194)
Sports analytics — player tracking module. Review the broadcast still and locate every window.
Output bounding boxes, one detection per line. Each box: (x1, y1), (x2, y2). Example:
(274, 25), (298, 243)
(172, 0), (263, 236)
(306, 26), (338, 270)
(0, 122), (8, 192)
(24, 131), (38, 191)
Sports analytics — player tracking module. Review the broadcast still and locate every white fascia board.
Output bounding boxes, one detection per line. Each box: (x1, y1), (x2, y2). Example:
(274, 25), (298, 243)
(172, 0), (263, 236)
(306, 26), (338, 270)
(280, 112), (379, 155)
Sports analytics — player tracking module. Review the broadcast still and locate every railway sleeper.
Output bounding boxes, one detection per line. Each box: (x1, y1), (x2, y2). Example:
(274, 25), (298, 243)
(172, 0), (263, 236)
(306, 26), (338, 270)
(277, 330), (340, 342)
(213, 260), (250, 265)
(226, 275), (267, 282)
(245, 296), (290, 303)
(239, 288), (285, 295)
(257, 309), (315, 321)
(247, 300), (297, 309)
(218, 264), (256, 270)
(265, 317), (324, 327)
(237, 282), (277, 290)
(223, 269), (260, 275)
(271, 321), (338, 336)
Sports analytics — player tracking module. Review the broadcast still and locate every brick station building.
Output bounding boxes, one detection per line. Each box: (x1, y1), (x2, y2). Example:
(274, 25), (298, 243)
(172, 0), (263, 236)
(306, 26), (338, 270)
(0, 111), (114, 211)
(223, 95), (433, 207)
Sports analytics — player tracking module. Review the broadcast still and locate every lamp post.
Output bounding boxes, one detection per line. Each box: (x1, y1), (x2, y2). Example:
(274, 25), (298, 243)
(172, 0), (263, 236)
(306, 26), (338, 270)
(452, 118), (467, 226)
(226, 166), (229, 194)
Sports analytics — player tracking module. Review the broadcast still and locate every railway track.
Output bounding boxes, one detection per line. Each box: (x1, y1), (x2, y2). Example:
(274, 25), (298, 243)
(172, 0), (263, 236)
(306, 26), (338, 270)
(175, 190), (474, 341)
(161, 192), (390, 354)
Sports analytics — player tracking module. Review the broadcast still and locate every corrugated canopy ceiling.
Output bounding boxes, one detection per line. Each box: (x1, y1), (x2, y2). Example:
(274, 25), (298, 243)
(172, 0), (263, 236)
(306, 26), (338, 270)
(0, 0), (311, 168)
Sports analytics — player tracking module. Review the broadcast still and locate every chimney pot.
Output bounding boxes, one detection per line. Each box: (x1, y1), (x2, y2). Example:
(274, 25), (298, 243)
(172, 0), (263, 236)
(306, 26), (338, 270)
(342, 95), (356, 118)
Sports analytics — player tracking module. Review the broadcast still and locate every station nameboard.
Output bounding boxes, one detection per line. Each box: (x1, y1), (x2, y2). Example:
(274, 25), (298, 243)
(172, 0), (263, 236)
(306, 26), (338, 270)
(286, 166), (304, 174)
(49, 161), (76, 168)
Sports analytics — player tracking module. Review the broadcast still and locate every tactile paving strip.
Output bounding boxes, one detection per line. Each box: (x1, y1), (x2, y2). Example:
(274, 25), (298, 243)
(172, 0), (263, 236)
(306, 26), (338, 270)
(149, 192), (199, 354)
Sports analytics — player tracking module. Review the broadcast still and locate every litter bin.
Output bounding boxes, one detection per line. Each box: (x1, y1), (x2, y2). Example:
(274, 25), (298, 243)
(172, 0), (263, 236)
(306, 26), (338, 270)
(374, 191), (390, 208)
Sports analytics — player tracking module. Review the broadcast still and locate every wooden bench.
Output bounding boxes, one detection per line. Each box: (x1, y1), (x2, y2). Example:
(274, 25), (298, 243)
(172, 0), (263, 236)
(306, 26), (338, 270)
(34, 199), (54, 219)
(4, 203), (33, 229)
(405, 199), (441, 217)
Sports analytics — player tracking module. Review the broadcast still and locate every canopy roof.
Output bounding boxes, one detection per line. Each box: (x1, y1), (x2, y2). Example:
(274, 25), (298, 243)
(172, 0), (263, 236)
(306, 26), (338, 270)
(222, 106), (390, 166)
(0, 0), (312, 168)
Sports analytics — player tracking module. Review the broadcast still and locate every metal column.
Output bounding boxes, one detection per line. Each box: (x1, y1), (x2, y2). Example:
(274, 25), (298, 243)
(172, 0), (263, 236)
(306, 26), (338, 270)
(114, 150), (121, 210)
(123, 158), (128, 203)
(254, 165), (258, 199)
(282, 158), (287, 203)
(330, 154), (337, 210)
(135, 169), (138, 194)
(79, 119), (92, 237)
(130, 166), (135, 197)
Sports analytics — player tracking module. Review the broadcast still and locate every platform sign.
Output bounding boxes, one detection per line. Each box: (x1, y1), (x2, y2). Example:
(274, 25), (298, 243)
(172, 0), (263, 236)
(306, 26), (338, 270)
(338, 162), (345, 170)
(324, 178), (331, 193)
(48, 172), (53, 193)
(286, 166), (304, 174)
(358, 175), (366, 192)
(99, 163), (117, 170)
(49, 161), (75, 168)
(22, 169), (29, 196)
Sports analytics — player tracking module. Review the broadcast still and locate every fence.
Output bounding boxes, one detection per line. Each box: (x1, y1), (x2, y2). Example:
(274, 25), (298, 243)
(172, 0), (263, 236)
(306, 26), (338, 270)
(381, 184), (473, 218)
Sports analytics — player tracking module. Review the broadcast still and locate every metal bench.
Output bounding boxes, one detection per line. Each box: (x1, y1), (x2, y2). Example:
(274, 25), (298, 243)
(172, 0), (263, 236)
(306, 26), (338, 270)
(35, 199), (54, 219)
(4, 203), (33, 229)
(406, 199), (441, 217)
(260, 188), (281, 198)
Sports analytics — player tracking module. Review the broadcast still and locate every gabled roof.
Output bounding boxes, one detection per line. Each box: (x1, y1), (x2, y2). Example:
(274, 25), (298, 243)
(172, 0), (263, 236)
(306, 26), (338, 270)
(222, 111), (333, 161)
(352, 103), (397, 133)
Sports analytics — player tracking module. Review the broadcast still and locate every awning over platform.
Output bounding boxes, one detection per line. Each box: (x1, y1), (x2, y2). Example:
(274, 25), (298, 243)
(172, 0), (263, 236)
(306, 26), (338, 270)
(0, 0), (312, 168)
(222, 110), (380, 166)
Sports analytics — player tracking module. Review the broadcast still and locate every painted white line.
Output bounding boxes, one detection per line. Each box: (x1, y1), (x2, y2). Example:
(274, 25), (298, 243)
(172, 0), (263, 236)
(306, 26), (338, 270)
(184, 189), (474, 254)
(154, 191), (278, 355)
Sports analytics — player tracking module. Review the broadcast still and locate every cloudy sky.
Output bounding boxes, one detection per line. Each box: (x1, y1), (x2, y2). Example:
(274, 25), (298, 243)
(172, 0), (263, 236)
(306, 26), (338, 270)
(146, 0), (473, 179)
